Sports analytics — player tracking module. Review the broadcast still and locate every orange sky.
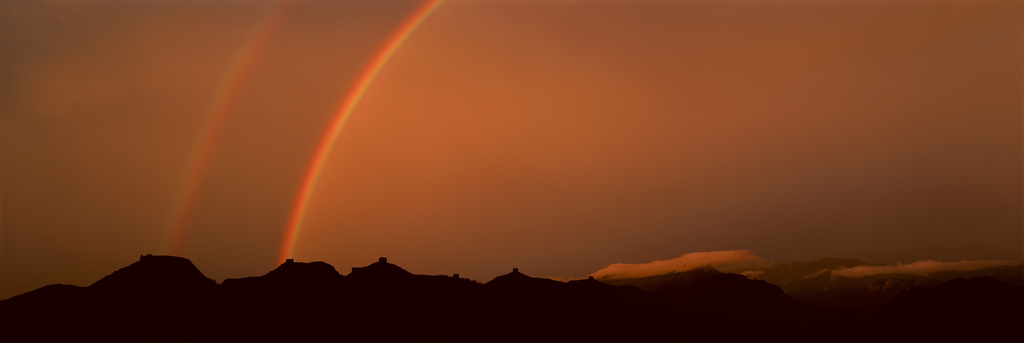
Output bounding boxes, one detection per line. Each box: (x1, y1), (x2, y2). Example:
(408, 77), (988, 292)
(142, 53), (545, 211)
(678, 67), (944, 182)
(1, 0), (1021, 299)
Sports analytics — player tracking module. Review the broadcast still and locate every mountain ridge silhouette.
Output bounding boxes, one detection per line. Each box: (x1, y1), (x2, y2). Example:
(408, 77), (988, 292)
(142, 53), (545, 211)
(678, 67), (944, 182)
(2, 255), (1021, 342)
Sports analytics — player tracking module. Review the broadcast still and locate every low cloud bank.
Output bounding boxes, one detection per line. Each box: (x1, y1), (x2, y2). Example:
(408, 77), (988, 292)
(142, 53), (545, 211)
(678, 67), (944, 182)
(831, 260), (1014, 278)
(591, 250), (766, 280)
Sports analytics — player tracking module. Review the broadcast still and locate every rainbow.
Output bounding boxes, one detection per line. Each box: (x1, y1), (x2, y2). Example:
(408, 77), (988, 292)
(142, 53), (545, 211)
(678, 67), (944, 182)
(162, 0), (296, 255)
(278, 0), (448, 264)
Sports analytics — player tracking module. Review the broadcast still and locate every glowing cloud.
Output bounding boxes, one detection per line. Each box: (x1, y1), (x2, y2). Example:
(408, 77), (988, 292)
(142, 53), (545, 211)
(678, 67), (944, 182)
(162, 0), (296, 255)
(278, 0), (448, 264)
(591, 250), (766, 280)
(831, 260), (1016, 278)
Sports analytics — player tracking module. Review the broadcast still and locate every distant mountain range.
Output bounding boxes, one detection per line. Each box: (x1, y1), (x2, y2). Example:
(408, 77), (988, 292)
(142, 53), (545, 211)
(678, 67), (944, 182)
(731, 258), (1024, 310)
(2, 255), (1021, 342)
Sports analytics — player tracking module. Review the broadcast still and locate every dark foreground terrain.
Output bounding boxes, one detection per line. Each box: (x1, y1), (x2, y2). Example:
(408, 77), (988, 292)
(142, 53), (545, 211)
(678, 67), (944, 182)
(2, 255), (1021, 342)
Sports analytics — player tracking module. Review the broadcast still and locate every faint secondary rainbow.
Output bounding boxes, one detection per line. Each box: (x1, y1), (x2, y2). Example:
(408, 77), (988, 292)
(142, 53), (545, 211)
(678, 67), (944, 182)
(162, 0), (296, 255)
(278, 0), (448, 264)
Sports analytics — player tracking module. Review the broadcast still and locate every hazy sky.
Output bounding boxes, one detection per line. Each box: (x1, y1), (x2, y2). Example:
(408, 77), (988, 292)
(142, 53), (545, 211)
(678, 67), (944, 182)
(1, 0), (1021, 299)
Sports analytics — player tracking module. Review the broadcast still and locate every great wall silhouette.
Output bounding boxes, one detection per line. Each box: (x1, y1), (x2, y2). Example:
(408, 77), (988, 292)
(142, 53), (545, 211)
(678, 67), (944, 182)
(1, 255), (1021, 342)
